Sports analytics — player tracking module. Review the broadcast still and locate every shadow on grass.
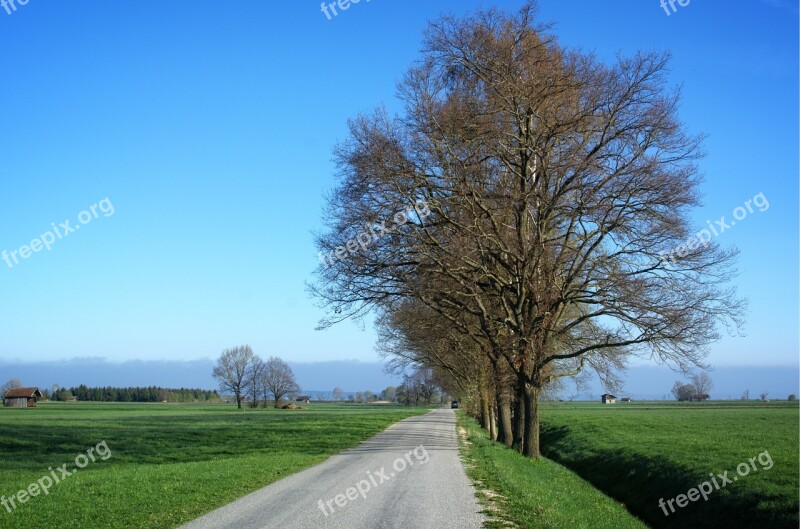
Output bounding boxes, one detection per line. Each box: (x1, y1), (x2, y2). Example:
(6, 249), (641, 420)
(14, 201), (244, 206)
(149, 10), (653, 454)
(540, 424), (797, 529)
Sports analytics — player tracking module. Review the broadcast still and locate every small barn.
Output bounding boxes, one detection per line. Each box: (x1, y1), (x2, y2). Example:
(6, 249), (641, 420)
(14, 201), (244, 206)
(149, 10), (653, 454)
(601, 393), (617, 404)
(620, 397), (632, 402)
(295, 396), (310, 404)
(3, 387), (43, 408)
(691, 394), (710, 402)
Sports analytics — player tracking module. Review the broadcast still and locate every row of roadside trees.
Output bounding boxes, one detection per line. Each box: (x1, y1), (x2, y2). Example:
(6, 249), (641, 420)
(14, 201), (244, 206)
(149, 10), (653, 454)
(310, 2), (743, 458)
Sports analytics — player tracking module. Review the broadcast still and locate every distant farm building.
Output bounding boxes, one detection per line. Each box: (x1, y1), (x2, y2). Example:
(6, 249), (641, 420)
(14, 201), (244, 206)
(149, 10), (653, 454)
(620, 397), (632, 402)
(3, 387), (43, 408)
(601, 394), (617, 404)
(295, 396), (310, 404)
(691, 394), (710, 402)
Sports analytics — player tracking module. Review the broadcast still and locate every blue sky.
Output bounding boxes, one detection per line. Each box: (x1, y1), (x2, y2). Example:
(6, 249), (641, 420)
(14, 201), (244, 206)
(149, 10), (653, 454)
(0, 0), (797, 371)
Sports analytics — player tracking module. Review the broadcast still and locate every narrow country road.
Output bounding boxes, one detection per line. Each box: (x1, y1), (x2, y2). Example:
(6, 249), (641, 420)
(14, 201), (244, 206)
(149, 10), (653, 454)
(179, 408), (485, 529)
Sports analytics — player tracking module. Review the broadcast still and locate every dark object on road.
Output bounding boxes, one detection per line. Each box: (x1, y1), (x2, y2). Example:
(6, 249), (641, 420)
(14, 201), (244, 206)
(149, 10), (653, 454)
(451, 401), (459, 409)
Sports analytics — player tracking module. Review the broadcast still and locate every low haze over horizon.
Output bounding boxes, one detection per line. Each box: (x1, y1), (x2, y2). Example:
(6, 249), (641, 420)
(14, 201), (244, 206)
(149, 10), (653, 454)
(1, 1), (797, 391)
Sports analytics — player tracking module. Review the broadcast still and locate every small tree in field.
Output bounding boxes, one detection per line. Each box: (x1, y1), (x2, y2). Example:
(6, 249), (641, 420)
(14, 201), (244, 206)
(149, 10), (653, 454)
(261, 357), (300, 408)
(212, 345), (255, 409)
(690, 371), (713, 395)
(0, 378), (22, 395)
(247, 356), (265, 408)
(671, 381), (695, 402)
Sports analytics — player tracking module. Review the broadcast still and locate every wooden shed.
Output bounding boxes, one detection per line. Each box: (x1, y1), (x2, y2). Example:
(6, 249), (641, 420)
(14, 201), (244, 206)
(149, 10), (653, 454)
(601, 393), (617, 404)
(3, 387), (43, 408)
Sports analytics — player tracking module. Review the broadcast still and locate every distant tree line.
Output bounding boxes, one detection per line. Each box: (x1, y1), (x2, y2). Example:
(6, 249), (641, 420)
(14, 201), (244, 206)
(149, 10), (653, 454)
(330, 387), (399, 403)
(396, 367), (441, 406)
(65, 385), (221, 403)
(327, 370), (444, 406)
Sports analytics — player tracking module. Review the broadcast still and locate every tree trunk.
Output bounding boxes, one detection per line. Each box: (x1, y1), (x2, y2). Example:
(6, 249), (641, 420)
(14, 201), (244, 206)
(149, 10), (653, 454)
(521, 383), (541, 458)
(274, 395), (280, 409)
(512, 378), (525, 453)
(236, 393), (242, 409)
(488, 399), (497, 441)
(497, 387), (513, 447)
(479, 386), (490, 431)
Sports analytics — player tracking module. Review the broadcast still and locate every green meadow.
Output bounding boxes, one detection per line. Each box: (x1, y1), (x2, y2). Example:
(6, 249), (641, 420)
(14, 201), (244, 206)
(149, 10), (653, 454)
(458, 413), (648, 529)
(459, 400), (799, 529)
(4, 400), (797, 529)
(0, 402), (430, 529)
(539, 401), (799, 529)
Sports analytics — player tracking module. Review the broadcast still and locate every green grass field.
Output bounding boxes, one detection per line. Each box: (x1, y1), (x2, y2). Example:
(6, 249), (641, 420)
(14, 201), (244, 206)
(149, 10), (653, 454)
(0, 402), (430, 528)
(457, 413), (648, 529)
(538, 401), (799, 529)
(459, 401), (799, 529)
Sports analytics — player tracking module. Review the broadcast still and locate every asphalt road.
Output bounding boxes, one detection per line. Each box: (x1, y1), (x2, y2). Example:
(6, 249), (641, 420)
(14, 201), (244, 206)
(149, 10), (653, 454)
(179, 408), (485, 529)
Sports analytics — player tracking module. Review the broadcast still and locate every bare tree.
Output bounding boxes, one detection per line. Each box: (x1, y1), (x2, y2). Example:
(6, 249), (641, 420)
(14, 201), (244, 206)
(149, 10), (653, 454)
(690, 371), (713, 395)
(247, 356), (265, 408)
(0, 378), (22, 396)
(397, 378), (419, 406)
(212, 345), (255, 409)
(671, 381), (695, 401)
(414, 367), (439, 405)
(381, 386), (397, 402)
(312, 2), (744, 457)
(261, 357), (300, 408)
(331, 387), (344, 402)
(760, 391), (769, 402)
(741, 389), (750, 401)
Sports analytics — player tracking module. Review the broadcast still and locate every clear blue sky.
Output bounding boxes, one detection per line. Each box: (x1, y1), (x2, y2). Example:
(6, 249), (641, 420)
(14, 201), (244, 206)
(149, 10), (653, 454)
(0, 0), (797, 369)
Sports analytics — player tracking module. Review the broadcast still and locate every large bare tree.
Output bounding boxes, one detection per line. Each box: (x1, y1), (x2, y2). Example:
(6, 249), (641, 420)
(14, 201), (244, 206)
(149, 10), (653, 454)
(261, 357), (300, 408)
(312, 2), (743, 457)
(212, 345), (255, 409)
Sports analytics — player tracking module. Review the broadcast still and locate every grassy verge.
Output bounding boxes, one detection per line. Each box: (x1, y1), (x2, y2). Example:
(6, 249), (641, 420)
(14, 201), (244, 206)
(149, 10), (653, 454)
(456, 412), (648, 529)
(0, 402), (430, 528)
(539, 402), (799, 529)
